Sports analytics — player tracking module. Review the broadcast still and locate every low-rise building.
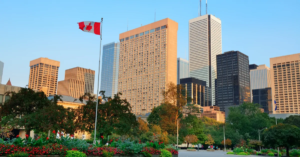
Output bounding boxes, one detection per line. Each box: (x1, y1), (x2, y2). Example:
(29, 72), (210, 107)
(201, 106), (225, 123)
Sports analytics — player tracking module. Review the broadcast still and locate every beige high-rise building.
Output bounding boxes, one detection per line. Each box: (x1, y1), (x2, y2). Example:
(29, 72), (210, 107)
(118, 18), (178, 115)
(270, 53), (300, 114)
(28, 58), (60, 96)
(57, 67), (95, 98)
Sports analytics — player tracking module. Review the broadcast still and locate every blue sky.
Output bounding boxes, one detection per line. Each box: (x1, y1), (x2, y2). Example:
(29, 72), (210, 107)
(0, 0), (299, 93)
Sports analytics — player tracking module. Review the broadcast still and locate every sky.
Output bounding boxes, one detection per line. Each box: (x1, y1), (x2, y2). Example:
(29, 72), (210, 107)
(0, 0), (299, 93)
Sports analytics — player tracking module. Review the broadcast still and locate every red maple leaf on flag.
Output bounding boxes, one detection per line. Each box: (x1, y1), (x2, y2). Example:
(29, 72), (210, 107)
(86, 23), (93, 31)
(78, 22), (85, 30)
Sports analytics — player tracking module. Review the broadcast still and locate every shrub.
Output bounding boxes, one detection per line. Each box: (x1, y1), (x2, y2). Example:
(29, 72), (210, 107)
(65, 150), (86, 157)
(102, 150), (114, 157)
(256, 152), (262, 155)
(233, 147), (244, 154)
(227, 152), (234, 154)
(85, 139), (94, 143)
(160, 149), (172, 157)
(117, 140), (145, 155)
(165, 148), (178, 155)
(290, 149), (300, 156)
(142, 151), (152, 157)
(8, 152), (29, 157)
(261, 149), (269, 154)
(237, 152), (248, 155)
(142, 147), (161, 155)
(268, 152), (274, 156)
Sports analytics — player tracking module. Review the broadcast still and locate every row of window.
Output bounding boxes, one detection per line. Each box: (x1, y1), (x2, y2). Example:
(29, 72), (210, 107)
(120, 25), (167, 42)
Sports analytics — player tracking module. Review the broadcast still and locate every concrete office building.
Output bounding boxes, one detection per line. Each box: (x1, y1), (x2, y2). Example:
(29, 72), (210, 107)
(180, 77), (211, 106)
(249, 64), (258, 71)
(177, 58), (189, 84)
(270, 53), (300, 114)
(0, 61), (3, 84)
(189, 14), (222, 106)
(216, 51), (251, 111)
(58, 67), (95, 99)
(118, 18), (178, 115)
(28, 58), (60, 96)
(100, 42), (120, 97)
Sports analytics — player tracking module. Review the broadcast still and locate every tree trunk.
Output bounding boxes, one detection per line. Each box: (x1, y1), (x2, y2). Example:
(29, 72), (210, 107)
(187, 142), (189, 148)
(286, 147), (289, 157)
(26, 129), (30, 137)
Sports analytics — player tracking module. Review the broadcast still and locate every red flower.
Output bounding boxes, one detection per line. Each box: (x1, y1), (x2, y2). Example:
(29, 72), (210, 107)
(26, 134), (29, 138)
(16, 135), (19, 138)
(46, 137), (49, 140)
(52, 130), (56, 134)
(100, 135), (104, 139)
(70, 134), (74, 137)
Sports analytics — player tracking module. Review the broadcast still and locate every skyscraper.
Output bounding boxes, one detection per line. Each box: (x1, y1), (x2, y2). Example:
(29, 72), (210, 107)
(100, 42), (120, 97)
(250, 65), (271, 98)
(0, 61), (3, 84)
(57, 67), (95, 98)
(270, 53), (300, 114)
(216, 51), (250, 111)
(177, 58), (189, 84)
(189, 14), (222, 106)
(118, 18), (178, 115)
(28, 58), (60, 96)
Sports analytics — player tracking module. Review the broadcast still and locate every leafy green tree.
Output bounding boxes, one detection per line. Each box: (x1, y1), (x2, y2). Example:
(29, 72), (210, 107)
(262, 124), (300, 156)
(77, 92), (138, 137)
(226, 102), (273, 141)
(147, 105), (162, 126)
(1, 88), (51, 134)
(180, 115), (206, 144)
(283, 115), (300, 128)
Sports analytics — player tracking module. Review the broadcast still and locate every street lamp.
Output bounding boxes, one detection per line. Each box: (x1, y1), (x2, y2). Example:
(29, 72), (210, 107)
(258, 128), (267, 151)
(223, 124), (226, 152)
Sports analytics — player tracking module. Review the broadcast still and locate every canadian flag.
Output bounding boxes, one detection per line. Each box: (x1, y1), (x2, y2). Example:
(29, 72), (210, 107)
(78, 21), (101, 35)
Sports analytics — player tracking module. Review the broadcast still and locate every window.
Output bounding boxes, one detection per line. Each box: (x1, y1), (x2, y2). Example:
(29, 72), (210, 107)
(135, 34), (139, 37)
(140, 32), (144, 36)
(5, 95), (10, 102)
(125, 37), (129, 40)
(161, 25), (167, 29)
(145, 31), (149, 34)
(0, 95), (3, 103)
(150, 29), (155, 33)
(155, 27), (160, 31)
(120, 39), (124, 42)
(130, 36), (134, 39)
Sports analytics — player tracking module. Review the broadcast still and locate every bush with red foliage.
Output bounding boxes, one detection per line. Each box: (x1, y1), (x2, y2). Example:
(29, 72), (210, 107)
(0, 143), (67, 156)
(166, 148), (178, 155)
(84, 147), (123, 156)
(141, 147), (161, 155)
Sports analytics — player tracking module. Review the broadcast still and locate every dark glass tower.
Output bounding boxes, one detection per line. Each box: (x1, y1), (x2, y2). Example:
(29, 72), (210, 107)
(252, 88), (272, 114)
(216, 51), (251, 111)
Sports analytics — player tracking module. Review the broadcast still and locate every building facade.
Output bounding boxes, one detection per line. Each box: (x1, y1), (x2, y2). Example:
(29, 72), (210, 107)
(0, 61), (3, 84)
(177, 58), (189, 84)
(57, 67), (95, 99)
(270, 53), (300, 114)
(250, 64), (271, 102)
(249, 64), (258, 71)
(252, 88), (272, 113)
(100, 42), (120, 97)
(202, 106), (225, 123)
(118, 18), (178, 115)
(180, 77), (211, 106)
(28, 58), (60, 96)
(189, 14), (222, 106)
(216, 51), (251, 111)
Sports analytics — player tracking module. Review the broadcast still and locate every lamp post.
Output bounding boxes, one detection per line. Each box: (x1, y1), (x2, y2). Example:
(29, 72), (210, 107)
(223, 124), (226, 152)
(258, 128), (267, 151)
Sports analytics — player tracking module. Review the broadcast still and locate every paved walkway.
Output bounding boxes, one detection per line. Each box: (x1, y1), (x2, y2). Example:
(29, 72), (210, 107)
(178, 150), (258, 157)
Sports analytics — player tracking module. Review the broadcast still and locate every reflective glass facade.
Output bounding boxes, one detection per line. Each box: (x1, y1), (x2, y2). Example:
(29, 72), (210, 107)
(216, 51), (251, 111)
(100, 42), (120, 97)
(252, 88), (272, 113)
(177, 58), (189, 84)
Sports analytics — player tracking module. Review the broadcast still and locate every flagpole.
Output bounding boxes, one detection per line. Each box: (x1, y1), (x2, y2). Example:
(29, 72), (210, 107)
(94, 17), (103, 144)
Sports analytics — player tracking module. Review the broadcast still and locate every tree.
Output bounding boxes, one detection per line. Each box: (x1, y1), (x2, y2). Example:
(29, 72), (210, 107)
(1, 88), (51, 135)
(263, 124), (300, 156)
(222, 139), (232, 147)
(77, 92), (138, 137)
(138, 117), (149, 133)
(283, 115), (300, 128)
(205, 134), (215, 146)
(184, 135), (198, 148)
(180, 115), (206, 144)
(226, 102), (273, 141)
(151, 125), (162, 135)
(147, 105), (162, 126)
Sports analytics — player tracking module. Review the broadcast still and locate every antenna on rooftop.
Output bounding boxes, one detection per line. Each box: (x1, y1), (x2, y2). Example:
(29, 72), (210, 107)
(200, 0), (201, 16)
(206, 0), (207, 14)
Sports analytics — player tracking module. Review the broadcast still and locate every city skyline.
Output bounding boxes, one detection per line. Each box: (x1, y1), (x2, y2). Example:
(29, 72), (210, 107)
(0, 0), (300, 93)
